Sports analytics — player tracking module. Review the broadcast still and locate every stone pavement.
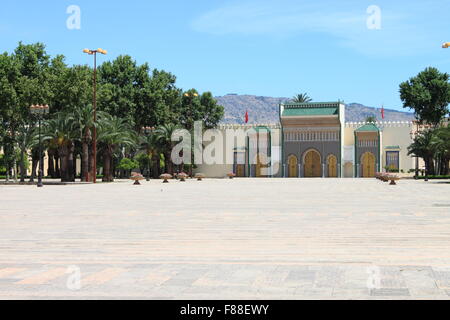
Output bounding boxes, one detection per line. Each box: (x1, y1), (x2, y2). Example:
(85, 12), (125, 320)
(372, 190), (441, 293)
(0, 178), (449, 299)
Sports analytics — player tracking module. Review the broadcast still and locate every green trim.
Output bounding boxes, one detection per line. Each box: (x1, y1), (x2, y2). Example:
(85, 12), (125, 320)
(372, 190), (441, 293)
(246, 136), (250, 177)
(282, 101), (341, 108)
(355, 124), (380, 132)
(282, 108), (338, 117)
(279, 103), (284, 178)
(354, 132), (358, 177)
(385, 146), (401, 150)
(378, 132), (381, 172)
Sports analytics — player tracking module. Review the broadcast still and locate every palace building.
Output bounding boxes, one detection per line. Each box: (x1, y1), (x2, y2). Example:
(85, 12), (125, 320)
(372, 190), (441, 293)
(195, 101), (417, 178)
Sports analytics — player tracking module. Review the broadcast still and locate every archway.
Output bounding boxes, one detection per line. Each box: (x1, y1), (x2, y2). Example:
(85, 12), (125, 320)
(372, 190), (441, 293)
(288, 155), (298, 178)
(255, 153), (269, 177)
(303, 149), (322, 178)
(327, 154), (338, 178)
(361, 152), (376, 178)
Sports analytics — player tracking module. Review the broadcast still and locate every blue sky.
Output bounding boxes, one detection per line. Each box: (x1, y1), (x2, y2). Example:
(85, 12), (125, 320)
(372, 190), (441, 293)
(1, 0), (450, 111)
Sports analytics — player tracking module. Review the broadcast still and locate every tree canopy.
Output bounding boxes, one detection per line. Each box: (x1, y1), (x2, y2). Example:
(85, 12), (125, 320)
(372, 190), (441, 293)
(0, 42), (225, 181)
(400, 67), (450, 126)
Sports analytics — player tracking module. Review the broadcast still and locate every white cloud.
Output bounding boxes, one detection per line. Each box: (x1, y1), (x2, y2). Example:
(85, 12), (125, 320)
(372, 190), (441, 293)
(191, 1), (444, 56)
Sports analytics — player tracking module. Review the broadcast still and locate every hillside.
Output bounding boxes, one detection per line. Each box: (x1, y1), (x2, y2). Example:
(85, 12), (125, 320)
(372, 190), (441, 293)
(215, 95), (415, 124)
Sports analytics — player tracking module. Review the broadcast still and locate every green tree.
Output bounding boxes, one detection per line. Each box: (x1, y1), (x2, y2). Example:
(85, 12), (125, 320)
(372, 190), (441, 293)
(72, 105), (102, 182)
(97, 55), (151, 130)
(155, 123), (181, 174)
(42, 112), (77, 182)
(408, 130), (437, 175)
(97, 114), (136, 182)
(292, 93), (312, 103)
(15, 125), (36, 182)
(138, 132), (161, 179)
(400, 67), (450, 127)
(365, 116), (377, 123)
(430, 126), (450, 175)
(135, 69), (181, 130)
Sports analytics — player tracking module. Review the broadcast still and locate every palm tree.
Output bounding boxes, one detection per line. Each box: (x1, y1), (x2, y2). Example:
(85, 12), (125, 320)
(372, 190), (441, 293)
(97, 114), (136, 182)
(430, 126), (450, 175)
(15, 125), (36, 182)
(72, 105), (109, 182)
(154, 123), (181, 175)
(365, 116), (377, 123)
(292, 93), (312, 103)
(408, 130), (437, 175)
(139, 132), (160, 179)
(42, 112), (77, 182)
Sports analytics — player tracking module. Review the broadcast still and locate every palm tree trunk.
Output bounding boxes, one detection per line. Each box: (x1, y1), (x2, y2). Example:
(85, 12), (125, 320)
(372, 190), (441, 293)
(59, 147), (68, 182)
(152, 154), (159, 178)
(89, 144), (95, 182)
(47, 149), (55, 178)
(109, 156), (114, 182)
(103, 149), (112, 182)
(19, 150), (26, 182)
(29, 156), (38, 182)
(55, 150), (61, 178)
(67, 143), (75, 182)
(81, 141), (89, 182)
(164, 153), (173, 174)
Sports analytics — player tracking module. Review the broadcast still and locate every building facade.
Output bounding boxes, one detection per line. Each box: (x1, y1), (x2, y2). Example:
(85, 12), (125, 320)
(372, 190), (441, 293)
(195, 101), (417, 178)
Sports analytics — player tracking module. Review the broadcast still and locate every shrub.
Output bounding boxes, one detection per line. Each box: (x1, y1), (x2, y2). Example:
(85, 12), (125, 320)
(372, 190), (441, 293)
(117, 158), (139, 171)
(418, 175), (450, 180)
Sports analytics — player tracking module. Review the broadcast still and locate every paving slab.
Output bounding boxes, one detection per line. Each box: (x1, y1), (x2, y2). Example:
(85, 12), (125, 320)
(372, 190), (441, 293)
(0, 178), (449, 299)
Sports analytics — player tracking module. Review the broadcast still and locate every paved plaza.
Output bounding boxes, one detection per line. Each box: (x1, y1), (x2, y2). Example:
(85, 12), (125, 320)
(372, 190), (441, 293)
(0, 178), (449, 299)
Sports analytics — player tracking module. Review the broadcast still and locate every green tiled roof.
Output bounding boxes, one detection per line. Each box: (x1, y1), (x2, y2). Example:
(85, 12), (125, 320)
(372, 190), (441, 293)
(282, 108), (338, 117)
(281, 102), (341, 117)
(283, 102), (341, 108)
(385, 146), (401, 150)
(355, 124), (379, 132)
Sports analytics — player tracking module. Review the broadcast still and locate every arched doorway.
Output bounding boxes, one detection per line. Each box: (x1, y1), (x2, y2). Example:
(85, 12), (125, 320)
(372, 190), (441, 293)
(327, 154), (338, 177)
(361, 152), (376, 178)
(288, 155), (298, 177)
(255, 153), (269, 177)
(304, 149), (322, 177)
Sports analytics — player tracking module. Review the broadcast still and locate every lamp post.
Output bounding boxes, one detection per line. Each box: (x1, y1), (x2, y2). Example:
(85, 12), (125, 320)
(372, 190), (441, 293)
(83, 48), (107, 183)
(30, 104), (50, 187)
(183, 92), (199, 176)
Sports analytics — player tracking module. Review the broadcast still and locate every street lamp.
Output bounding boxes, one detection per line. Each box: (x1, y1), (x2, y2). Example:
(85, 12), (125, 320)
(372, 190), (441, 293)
(83, 48), (107, 183)
(183, 92), (199, 177)
(30, 104), (50, 187)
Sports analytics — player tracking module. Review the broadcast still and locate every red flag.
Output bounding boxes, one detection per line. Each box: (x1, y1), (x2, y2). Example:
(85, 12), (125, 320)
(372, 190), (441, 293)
(245, 110), (249, 123)
(381, 106), (385, 120)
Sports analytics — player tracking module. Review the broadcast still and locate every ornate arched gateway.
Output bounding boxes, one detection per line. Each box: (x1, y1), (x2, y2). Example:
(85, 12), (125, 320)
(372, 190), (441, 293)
(288, 155), (298, 177)
(327, 154), (338, 177)
(361, 152), (376, 178)
(303, 149), (322, 178)
(255, 153), (269, 177)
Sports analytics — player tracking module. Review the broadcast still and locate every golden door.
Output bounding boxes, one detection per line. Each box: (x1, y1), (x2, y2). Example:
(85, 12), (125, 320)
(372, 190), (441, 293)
(288, 155), (298, 177)
(304, 150), (321, 177)
(236, 165), (245, 177)
(362, 152), (376, 178)
(256, 154), (268, 177)
(327, 155), (337, 177)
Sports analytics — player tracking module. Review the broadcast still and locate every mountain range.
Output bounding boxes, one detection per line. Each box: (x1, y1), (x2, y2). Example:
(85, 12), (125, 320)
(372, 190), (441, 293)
(215, 94), (415, 124)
